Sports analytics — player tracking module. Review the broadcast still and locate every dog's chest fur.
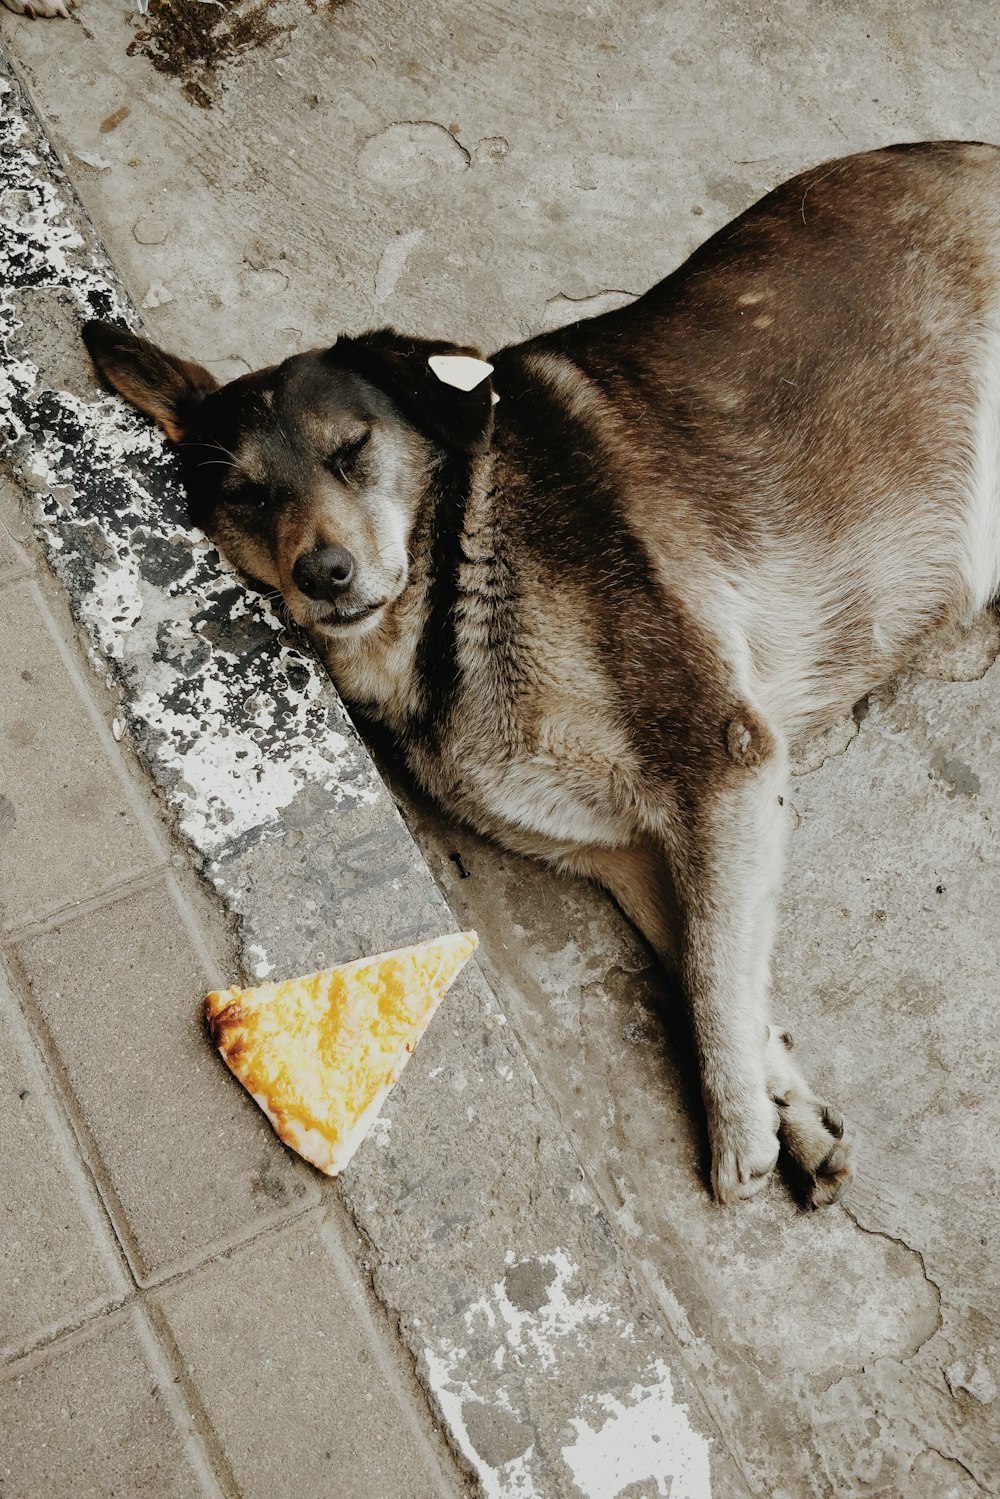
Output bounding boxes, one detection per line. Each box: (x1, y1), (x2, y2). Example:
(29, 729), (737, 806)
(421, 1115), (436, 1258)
(329, 542), (647, 858)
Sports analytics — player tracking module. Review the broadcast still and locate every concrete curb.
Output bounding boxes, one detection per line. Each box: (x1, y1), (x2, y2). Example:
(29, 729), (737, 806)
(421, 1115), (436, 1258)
(1, 51), (742, 1498)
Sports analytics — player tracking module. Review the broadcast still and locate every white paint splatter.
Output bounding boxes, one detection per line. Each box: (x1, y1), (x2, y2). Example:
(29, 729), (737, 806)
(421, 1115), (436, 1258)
(561, 1360), (712, 1499)
(423, 1344), (537, 1499)
(485, 1250), (611, 1371)
(247, 943), (273, 980)
(422, 1251), (712, 1499)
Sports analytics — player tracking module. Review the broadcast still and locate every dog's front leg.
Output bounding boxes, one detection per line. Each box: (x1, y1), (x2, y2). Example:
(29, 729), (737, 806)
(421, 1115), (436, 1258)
(566, 743), (853, 1206)
(669, 738), (791, 1203)
(564, 772), (783, 1201)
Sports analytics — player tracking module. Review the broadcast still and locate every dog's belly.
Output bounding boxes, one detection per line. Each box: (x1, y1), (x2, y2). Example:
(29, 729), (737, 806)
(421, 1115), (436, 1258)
(463, 753), (631, 850)
(417, 706), (640, 856)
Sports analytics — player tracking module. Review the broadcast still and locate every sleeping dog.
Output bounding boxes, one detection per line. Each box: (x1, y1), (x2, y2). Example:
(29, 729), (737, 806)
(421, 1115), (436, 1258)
(83, 142), (1000, 1208)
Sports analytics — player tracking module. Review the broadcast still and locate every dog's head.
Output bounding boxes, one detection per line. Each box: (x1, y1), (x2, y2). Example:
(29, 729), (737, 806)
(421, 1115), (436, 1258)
(82, 322), (496, 641)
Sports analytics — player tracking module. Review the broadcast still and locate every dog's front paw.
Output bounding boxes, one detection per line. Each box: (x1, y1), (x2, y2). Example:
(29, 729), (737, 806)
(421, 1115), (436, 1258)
(710, 1094), (780, 1204)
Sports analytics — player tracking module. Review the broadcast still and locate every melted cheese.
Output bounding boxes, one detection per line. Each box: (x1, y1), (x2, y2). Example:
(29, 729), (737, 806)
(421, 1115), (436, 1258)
(205, 931), (478, 1174)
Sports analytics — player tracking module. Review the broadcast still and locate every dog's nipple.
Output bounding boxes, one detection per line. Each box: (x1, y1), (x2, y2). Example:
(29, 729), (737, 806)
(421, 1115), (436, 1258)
(725, 707), (774, 768)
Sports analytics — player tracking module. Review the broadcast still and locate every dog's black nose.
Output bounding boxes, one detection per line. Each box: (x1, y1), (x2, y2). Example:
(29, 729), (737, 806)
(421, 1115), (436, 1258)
(292, 545), (355, 600)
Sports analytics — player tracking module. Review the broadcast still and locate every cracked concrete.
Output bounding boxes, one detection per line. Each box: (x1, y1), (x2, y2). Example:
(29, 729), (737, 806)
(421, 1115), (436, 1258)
(3, 1), (1000, 1495)
(359, 120), (473, 180)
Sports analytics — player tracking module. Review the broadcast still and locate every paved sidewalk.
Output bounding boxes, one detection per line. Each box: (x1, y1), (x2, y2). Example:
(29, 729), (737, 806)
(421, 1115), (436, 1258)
(0, 472), (468, 1498)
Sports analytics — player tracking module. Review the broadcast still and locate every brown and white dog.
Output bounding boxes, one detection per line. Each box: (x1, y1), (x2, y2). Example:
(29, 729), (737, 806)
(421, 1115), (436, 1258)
(83, 142), (1000, 1208)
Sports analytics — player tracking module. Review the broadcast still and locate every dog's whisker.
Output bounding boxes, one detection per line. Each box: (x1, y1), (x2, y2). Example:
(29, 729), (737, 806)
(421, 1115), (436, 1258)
(201, 438), (241, 463)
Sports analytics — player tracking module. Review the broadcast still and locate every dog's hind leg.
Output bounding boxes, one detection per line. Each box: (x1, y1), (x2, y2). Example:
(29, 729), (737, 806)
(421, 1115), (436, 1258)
(670, 740), (854, 1206)
(569, 758), (784, 1201)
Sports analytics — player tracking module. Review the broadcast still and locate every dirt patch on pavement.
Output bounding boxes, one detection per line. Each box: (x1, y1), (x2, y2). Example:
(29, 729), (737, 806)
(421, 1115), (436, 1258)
(127, 1), (293, 109)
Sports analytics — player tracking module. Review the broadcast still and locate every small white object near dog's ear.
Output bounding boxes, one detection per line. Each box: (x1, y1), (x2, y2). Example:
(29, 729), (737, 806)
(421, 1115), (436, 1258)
(428, 354), (495, 391)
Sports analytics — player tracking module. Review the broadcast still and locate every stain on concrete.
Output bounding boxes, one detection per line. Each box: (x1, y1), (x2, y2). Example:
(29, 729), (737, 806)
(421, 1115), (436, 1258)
(99, 106), (131, 135)
(358, 122), (472, 184)
(706, 172), (755, 216)
(127, 0), (292, 109)
(930, 749), (981, 798)
(503, 1256), (557, 1313)
(249, 1156), (293, 1206)
(373, 228), (425, 308)
(461, 1400), (534, 1467)
(474, 137), (511, 164)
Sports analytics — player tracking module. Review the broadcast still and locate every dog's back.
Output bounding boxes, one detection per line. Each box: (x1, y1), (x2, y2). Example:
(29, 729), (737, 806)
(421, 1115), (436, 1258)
(491, 142), (1000, 745)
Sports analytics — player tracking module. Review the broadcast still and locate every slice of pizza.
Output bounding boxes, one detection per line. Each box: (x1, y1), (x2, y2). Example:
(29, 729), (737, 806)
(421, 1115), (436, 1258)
(205, 931), (478, 1176)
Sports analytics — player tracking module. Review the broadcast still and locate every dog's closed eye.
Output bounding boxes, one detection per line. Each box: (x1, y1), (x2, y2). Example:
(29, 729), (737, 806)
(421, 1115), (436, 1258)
(324, 431), (370, 483)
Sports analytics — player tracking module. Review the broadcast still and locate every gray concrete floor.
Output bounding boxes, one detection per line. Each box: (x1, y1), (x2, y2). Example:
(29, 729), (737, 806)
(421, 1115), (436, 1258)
(3, 2), (1000, 1495)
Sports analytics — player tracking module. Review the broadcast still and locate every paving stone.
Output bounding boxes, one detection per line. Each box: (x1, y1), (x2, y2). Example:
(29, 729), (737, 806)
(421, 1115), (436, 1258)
(0, 1311), (214, 1499)
(155, 1215), (463, 1499)
(0, 964), (126, 1358)
(0, 581), (155, 931)
(12, 879), (319, 1282)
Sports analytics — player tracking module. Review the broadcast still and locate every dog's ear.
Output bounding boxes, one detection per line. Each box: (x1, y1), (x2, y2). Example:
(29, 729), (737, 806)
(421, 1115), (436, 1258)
(328, 329), (496, 456)
(82, 321), (219, 442)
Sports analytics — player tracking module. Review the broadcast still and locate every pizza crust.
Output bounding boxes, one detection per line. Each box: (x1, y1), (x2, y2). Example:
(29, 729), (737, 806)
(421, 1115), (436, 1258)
(205, 931), (478, 1176)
